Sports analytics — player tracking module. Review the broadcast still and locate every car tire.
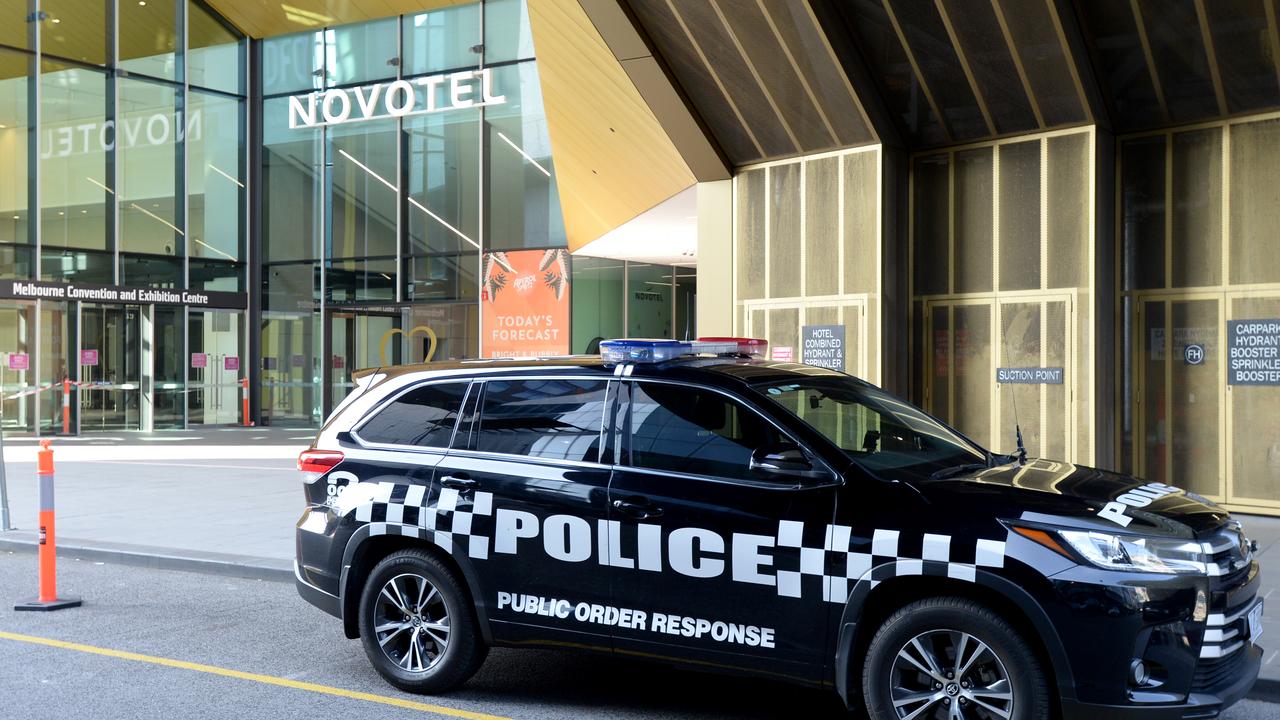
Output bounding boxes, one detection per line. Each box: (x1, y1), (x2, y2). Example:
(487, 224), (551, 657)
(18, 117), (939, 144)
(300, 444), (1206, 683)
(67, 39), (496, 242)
(358, 549), (487, 694)
(861, 596), (1049, 720)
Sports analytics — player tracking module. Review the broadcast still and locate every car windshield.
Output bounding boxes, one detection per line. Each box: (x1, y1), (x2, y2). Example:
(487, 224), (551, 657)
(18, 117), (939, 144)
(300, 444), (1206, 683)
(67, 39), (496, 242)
(754, 378), (995, 482)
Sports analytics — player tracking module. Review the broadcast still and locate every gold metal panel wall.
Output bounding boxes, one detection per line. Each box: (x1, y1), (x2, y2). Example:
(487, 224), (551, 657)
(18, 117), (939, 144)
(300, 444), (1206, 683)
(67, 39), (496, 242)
(526, 0), (693, 252)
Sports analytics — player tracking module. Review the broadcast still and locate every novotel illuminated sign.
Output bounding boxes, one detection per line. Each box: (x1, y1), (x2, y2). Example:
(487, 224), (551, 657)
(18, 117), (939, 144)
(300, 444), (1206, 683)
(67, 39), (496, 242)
(287, 68), (506, 129)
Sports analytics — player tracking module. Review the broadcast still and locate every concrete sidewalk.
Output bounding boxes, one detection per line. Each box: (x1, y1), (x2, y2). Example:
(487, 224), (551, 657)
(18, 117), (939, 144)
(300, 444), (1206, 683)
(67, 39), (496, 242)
(0, 455), (302, 579)
(0, 448), (1277, 700)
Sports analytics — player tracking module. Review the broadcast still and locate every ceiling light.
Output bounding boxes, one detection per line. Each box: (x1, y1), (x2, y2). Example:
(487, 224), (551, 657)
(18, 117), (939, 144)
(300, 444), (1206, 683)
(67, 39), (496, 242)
(51, 18), (60, 24)
(139, 1), (146, 5)
(11, 215), (18, 220)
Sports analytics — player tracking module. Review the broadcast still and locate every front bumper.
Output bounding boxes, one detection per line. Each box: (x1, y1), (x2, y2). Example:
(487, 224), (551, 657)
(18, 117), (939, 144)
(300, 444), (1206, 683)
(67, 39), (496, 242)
(1044, 555), (1261, 718)
(1061, 642), (1260, 719)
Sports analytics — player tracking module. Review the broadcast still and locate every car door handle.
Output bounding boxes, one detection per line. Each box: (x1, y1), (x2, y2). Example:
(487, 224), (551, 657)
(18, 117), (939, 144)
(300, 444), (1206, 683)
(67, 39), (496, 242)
(612, 498), (663, 520)
(441, 475), (477, 490)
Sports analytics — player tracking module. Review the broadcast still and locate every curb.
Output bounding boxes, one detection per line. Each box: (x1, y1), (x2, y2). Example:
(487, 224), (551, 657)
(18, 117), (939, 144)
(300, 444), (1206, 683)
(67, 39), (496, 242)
(0, 532), (292, 583)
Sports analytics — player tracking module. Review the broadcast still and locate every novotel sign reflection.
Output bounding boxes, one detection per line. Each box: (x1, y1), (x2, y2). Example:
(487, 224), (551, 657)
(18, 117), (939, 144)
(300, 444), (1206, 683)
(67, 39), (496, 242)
(287, 69), (506, 129)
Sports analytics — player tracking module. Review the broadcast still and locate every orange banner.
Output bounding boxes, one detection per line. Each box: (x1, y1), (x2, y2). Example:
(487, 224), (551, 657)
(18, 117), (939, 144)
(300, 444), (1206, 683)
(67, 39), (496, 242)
(481, 249), (571, 358)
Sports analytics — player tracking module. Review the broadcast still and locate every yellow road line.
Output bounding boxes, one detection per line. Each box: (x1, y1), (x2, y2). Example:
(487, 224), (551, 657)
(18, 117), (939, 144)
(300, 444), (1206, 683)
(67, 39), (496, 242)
(0, 630), (509, 720)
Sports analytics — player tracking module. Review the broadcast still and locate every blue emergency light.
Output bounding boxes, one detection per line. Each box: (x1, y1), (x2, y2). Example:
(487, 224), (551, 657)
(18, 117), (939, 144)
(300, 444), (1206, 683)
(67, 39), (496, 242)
(599, 337), (768, 363)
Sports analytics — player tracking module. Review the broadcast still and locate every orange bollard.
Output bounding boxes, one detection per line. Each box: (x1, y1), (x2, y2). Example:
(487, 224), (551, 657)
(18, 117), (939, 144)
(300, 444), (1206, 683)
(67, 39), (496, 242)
(61, 378), (70, 435)
(14, 440), (81, 611)
(241, 377), (250, 427)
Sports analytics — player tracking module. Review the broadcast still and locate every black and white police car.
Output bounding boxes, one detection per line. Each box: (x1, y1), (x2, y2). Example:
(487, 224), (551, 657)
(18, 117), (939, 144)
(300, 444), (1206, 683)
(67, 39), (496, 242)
(294, 338), (1262, 719)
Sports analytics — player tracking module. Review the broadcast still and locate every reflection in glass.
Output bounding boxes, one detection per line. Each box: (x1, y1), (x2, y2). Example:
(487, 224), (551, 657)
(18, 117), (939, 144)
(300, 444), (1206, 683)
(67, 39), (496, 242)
(118, 78), (180, 287)
(40, 61), (109, 268)
(0, 48), (29, 254)
(627, 262), (672, 338)
(403, 5), (481, 75)
(262, 31), (323, 96)
(40, 1), (108, 66)
(485, 63), (565, 250)
(263, 96), (322, 264)
(188, 90), (243, 264)
(188, 0), (244, 94)
(325, 18), (398, 88)
(571, 257), (624, 352)
(119, 0), (177, 80)
(485, 0), (536, 65)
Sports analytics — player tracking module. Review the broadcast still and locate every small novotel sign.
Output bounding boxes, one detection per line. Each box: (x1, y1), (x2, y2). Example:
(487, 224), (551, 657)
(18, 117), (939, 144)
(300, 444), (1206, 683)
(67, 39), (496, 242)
(996, 367), (1064, 384)
(287, 69), (506, 129)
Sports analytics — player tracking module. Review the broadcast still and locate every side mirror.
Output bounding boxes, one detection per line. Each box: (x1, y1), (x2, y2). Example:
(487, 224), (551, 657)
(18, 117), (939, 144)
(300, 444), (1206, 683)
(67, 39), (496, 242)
(750, 442), (830, 482)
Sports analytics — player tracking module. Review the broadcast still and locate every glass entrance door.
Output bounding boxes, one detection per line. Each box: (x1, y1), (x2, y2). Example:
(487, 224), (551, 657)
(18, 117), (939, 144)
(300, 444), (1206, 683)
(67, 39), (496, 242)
(326, 310), (401, 416)
(0, 303), (36, 433)
(80, 304), (141, 431)
(188, 310), (244, 426)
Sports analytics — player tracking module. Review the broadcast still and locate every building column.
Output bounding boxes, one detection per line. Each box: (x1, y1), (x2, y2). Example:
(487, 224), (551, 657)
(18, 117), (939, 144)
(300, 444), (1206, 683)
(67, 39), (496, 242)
(696, 180), (733, 337)
(140, 305), (154, 432)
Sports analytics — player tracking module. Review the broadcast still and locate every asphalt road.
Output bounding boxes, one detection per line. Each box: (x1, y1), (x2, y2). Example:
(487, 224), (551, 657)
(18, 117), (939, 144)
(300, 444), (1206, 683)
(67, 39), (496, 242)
(0, 552), (1272, 720)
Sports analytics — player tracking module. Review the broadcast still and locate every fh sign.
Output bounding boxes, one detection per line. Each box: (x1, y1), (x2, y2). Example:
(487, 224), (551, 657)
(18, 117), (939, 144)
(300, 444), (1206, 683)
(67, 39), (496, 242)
(287, 69), (505, 129)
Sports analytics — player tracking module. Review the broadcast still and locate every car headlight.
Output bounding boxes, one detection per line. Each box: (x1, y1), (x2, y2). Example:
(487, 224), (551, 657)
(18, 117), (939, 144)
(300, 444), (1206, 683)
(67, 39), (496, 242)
(1058, 530), (1207, 575)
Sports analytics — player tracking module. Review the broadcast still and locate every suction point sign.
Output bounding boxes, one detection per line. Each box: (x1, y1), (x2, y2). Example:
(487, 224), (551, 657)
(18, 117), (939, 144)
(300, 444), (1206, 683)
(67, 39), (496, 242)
(286, 69), (506, 129)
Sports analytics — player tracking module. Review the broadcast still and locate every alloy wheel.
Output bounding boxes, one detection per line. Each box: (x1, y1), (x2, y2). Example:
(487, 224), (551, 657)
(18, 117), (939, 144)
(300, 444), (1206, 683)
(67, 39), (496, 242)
(373, 572), (450, 673)
(888, 629), (1013, 720)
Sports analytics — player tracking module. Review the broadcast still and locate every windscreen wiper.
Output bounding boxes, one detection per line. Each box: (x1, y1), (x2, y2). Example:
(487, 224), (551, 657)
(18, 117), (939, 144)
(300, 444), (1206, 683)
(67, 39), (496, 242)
(928, 463), (992, 481)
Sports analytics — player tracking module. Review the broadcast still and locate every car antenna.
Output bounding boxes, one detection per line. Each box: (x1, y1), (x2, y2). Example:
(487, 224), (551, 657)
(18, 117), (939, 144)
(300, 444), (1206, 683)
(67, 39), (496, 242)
(1002, 335), (1029, 466)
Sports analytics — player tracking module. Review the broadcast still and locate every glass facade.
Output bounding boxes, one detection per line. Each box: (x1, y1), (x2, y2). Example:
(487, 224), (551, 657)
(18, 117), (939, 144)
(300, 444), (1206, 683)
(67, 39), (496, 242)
(0, 0), (246, 433)
(569, 256), (691, 354)
(261, 0), (564, 426)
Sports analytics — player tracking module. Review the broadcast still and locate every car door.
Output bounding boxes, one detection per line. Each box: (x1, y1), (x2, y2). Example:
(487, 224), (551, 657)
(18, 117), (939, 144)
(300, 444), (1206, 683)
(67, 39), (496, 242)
(431, 375), (617, 648)
(606, 380), (839, 684)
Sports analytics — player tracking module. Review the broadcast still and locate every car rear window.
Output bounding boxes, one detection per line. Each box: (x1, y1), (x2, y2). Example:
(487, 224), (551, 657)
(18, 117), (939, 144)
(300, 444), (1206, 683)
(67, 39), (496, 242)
(357, 382), (469, 448)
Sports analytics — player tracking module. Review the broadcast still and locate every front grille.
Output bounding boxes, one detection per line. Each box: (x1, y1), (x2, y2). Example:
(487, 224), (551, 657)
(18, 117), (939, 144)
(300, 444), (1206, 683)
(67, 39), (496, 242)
(1202, 523), (1252, 581)
(1192, 646), (1248, 692)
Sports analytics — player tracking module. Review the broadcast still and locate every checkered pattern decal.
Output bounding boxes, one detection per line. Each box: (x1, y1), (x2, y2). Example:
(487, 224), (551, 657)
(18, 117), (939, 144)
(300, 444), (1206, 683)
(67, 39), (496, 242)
(346, 481), (1007, 604)
(355, 483), (495, 561)
(772, 520), (1007, 604)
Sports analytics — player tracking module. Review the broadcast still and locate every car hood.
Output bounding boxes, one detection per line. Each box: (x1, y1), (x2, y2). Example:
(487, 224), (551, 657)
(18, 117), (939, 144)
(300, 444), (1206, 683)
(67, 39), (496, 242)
(914, 459), (1230, 538)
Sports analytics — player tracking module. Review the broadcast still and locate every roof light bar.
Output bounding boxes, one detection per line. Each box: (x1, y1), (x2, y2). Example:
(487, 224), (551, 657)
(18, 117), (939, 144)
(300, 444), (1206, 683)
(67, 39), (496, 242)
(600, 339), (695, 363)
(697, 337), (769, 357)
(599, 337), (770, 363)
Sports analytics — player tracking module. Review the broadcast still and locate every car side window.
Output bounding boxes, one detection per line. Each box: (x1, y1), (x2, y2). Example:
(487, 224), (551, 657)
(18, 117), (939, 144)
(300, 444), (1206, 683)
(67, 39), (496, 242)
(357, 382), (469, 448)
(474, 379), (609, 463)
(628, 382), (780, 481)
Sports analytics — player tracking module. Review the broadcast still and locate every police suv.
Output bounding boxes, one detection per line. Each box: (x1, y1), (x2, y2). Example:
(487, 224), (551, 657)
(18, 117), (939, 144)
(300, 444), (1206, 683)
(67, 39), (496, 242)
(294, 338), (1262, 719)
